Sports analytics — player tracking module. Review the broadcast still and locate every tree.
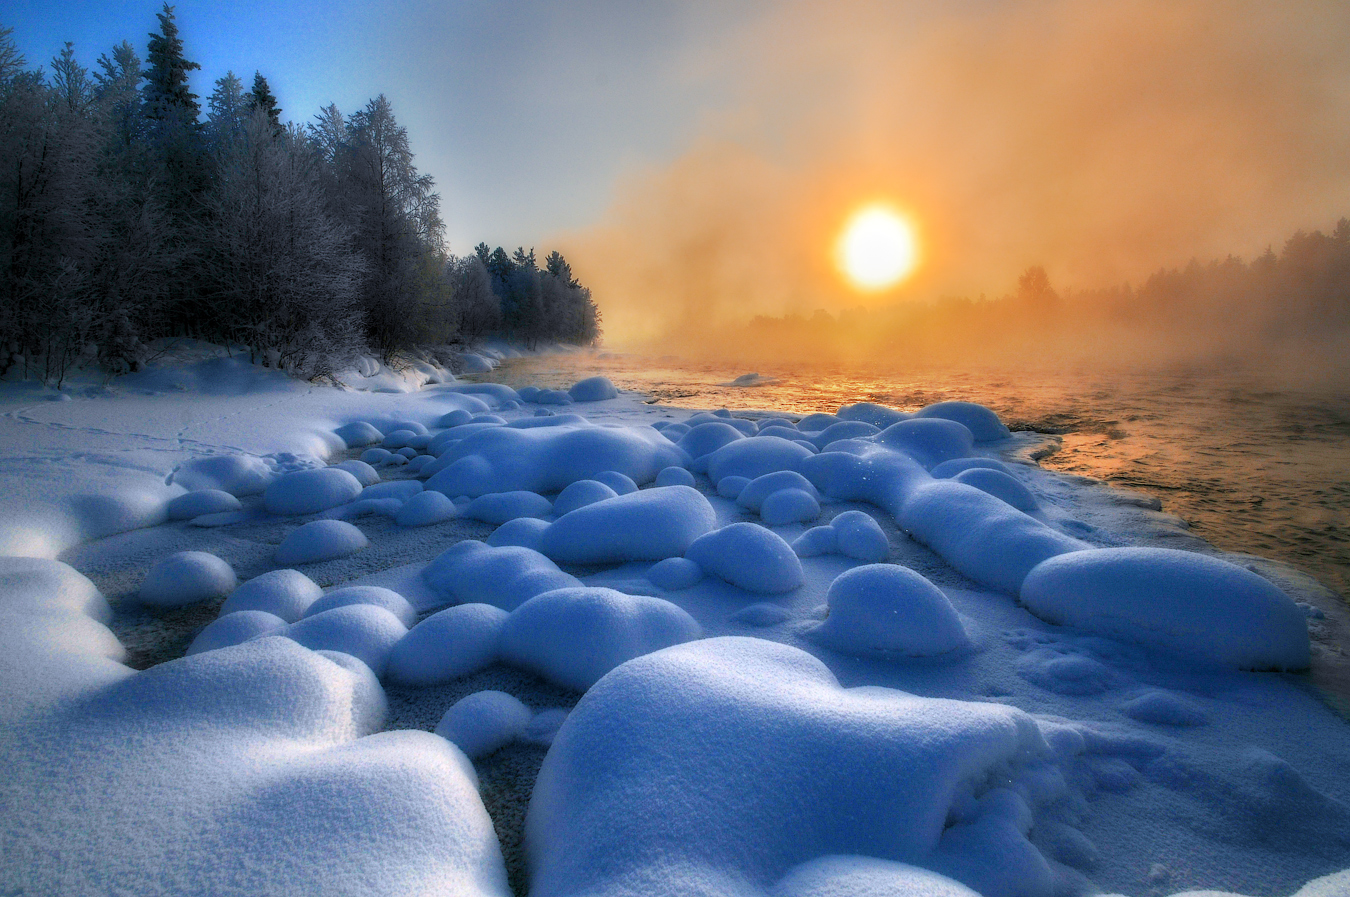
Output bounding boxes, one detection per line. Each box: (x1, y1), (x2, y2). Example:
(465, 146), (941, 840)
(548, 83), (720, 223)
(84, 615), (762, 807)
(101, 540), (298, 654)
(142, 3), (199, 120)
(247, 71), (280, 126)
(206, 71), (247, 148)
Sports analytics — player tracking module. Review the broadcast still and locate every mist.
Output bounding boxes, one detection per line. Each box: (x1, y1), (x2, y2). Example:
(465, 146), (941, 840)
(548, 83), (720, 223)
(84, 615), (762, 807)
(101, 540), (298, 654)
(556, 0), (1350, 368)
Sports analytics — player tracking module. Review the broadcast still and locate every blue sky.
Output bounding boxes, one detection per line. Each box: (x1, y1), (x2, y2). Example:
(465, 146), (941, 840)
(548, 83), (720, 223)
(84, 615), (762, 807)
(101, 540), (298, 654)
(5, 0), (755, 254)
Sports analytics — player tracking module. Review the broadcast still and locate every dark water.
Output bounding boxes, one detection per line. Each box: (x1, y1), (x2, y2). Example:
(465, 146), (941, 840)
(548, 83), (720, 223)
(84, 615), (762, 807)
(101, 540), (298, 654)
(485, 352), (1350, 604)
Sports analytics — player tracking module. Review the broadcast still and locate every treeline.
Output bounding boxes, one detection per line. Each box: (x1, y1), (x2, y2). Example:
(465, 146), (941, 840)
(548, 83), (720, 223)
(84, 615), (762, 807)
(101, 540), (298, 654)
(0, 7), (600, 385)
(736, 218), (1350, 369)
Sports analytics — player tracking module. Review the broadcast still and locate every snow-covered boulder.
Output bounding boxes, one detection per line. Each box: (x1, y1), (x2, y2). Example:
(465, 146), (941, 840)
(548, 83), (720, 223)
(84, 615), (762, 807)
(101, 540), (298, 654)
(139, 551), (237, 607)
(1020, 547), (1311, 670)
(171, 454), (274, 496)
(792, 525), (837, 557)
(655, 466), (695, 488)
(568, 376), (619, 402)
(914, 401), (1011, 443)
(551, 480), (619, 518)
(284, 604), (408, 677)
(275, 519), (369, 565)
(685, 523), (803, 594)
(953, 468), (1037, 512)
(736, 470), (820, 513)
(264, 467), (364, 516)
(220, 569), (322, 622)
(186, 610), (286, 655)
(334, 421), (383, 448)
(539, 486), (717, 565)
(499, 587), (701, 690)
(332, 459), (381, 486)
(464, 491), (553, 524)
(706, 436), (813, 485)
(360, 480), (422, 502)
(387, 603), (508, 685)
(930, 457), (1013, 479)
(422, 541), (580, 611)
(395, 490), (458, 527)
(810, 564), (970, 657)
(761, 488), (821, 526)
(874, 419), (976, 469)
(592, 470), (639, 495)
(304, 585), (418, 628)
(486, 517), (550, 551)
(811, 420), (882, 450)
(832, 510), (890, 562)
(435, 690), (534, 759)
(167, 489), (242, 520)
(676, 422), (745, 460)
(646, 557), (704, 591)
(837, 401), (910, 428)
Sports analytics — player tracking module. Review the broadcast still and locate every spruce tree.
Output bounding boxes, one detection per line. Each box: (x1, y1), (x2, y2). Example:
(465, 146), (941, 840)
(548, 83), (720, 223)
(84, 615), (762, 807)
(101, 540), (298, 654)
(247, 71), (280, 126)
(143, 4), (199, 121)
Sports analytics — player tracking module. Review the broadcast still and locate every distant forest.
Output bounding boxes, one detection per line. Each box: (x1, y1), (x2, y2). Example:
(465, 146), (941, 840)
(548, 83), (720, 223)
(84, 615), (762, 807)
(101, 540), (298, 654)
(736, 219), (1350, 371)
(0, 8), (600, 384)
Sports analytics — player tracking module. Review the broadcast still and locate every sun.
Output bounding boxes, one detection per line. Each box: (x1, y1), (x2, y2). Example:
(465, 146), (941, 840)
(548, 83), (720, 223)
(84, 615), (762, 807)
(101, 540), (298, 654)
(836, 204), (919, 292)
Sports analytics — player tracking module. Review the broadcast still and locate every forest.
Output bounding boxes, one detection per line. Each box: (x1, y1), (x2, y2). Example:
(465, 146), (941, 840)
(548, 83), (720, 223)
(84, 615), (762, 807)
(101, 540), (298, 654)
(0, 7), (601, 385)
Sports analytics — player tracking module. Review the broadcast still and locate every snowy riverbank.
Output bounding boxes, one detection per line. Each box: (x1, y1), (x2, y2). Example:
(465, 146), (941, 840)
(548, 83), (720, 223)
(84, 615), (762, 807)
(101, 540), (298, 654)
(1, 352), (1348, 897)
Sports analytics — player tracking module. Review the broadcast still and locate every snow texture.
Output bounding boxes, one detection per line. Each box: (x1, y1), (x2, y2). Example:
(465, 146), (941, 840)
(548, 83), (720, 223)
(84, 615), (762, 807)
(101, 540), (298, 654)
(809, 564), (970, 657)
(551, 479), (619, 517)
(275, 519), (369, 565)
(139, 550), (237, 607)
(761, 488), (822, 525)
(219, 569), (323, 622)
(284, 604), (408, 677)
(646, 556), (705, 591)
(186, 609), (287, 655)
(914, 401), (1013, 442)
(387, 603), (509, 685)
(736, 470), (821, 513)
(435, 690), (534, 759)
(167, 489), (243, 520)
(395, 490), (458, 526)
(706, 436), (813, 485)
(686, 522), (804, 594)
(486, 517), (550, 551)
(568, 376), (619, 402)
(332, 459), (381, 486)
(304, 585), (418, 628)
(264, 467), (364, 515)
(655, 466), (696, 488)
(422, 541), (581, 611)
(464, 491), (553, 524)
(334, 420), (384, 447)
(539, 485), (718, 565)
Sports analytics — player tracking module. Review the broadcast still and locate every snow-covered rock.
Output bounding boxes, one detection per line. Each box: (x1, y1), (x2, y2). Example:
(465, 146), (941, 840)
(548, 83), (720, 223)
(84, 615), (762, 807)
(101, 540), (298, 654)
(422, 541), (580, 611)
(186, 610), (286, 655)
(167, 489), (242, 520)
(264, 467), (364, 516)
(387, 603), (508, 685)
(810, 564), (970, 657)
(568, 376), (619, 402)
(685, 522), (803, 594)
(539, 485), (717, 565)
(284, 604), (408, 677)
(395, 490), (458, 526)
(464, 490), (553, 524)
(914, 401), (1012, 443)
(304, 585), (418, 628)
(219, 569), (322, 622)
(435, 690), (534, 759)
(139, 551), (237, 607)
(275, 519), (369, 565)
(551, 479), (619, 518)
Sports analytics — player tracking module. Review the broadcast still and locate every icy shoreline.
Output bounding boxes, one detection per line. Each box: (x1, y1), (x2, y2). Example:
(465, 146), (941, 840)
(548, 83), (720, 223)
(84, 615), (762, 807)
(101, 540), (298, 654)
(2, 354), (1348, 897)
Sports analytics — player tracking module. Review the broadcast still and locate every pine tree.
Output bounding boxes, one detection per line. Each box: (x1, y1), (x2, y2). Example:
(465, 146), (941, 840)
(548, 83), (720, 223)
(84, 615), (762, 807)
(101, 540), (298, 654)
(206, 71), (247, 148)
(142, 4), (199, 121)
(247, 71), (280, 126)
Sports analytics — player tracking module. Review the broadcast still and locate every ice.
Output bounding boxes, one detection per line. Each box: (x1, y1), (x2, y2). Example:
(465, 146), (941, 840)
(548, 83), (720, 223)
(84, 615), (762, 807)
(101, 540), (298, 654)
(304, 585), (418, 627)
(914, 401), (1013, 443)
(334, 421), (384, 447)
(464, 490), (553, 524)
(655, 466), (696, 487)
(526, 637), (1056, 897)
(761, 488), (822, 525)
(275, 519), (369, 565)
(435, 690), (534, 759)
(676, 420), (746, 459)
(284, 604), (408, 676)
(424, 423), (686, 497)
(387, 603), (509, 685)
(686, 522), (804, 593)
(139, 550), (238, 607)
(1020, 547), (1311, 670)
(875, 419), (977, 469)
(539, 485), (717, 565)
(486, 516), (550, 550)
(219, 569), (322, 621)
(166, 489), (243, 520)
(646, 556), (705, 590)
(953, 467), (1039, 512)
(422, 541), (581, 611)
(736, 470), (821, 512)
(809, 564), (970, 657)
(171, 454), (274, 496)
(568, 376), (619, 402)
(499, 586), (701, 690)
(186, 609), (287, 655)
(395, 490), (459, 526)
(264, 467), (364, 515)
(332, 459), (381, 486)
(551, 479), (619, 517)
(706, 435), (814, 484)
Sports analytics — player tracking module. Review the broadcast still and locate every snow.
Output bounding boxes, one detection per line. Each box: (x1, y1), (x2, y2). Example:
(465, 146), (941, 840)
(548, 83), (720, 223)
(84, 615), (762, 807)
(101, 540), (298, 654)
(264, 467), (364, 515)
(809, 564), (970, 657)
(538, 485), (717, 564)
(772, 856), (982, 897)
(334, 420), (384, 447)
(333, 458), (381, 485)
(275, 519), (369, 565)
(761, 487), (822, 525)
(832, 510), (891, 562)
(736, 470), (821, 512)
(685, 522), (804, 593)
(284, 604), (408, 676)
(304, 585), (419, 627)
(435, 690), (534, 759)
(387, 603), (509, 685)
(171, 454), (275, 496)
(706, 435), (814, 484)
(655, 465), (696, 487)
(463, 490), (553, 524)
(646, 556), (705, 590)
(875, 418), (977, 469)
(138, 550), (238, 607)
(954, 467), (1039, 512)
(186, 609), (287, 655)
(592, 470), (639, 495)
(395, 489), (459, 526)
(486, 516), (549, 550)
(219, 568), (323, 621)
(914, 401), (1013, 443)
(677, 420), (746, 459)
(498, 586), (702, 690)
(166, 489), (243, 520)
(551, 479), (619, 517)
(568, 376), (620, 402)
(422, 541), (581, 611)
(1019, 547), (1311, 670)
(1120, 690), (1209, 727)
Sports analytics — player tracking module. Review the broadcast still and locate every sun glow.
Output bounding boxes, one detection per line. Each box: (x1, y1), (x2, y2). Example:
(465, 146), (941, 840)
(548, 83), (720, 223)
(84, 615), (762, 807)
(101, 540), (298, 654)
(836, 205), (919, 291)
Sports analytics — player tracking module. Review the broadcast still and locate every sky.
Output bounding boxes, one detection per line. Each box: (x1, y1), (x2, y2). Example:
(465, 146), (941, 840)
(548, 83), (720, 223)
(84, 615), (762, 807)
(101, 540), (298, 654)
(8, 0), (1350, 346)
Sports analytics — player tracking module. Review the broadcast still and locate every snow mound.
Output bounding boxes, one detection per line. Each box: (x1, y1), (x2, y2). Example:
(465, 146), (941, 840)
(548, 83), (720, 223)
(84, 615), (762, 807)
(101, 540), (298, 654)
(761, 488), (822, 525)
(500, 586), (702, 690)
(837, 401), (911, 428)
(527, 637), (1056, 897)
(686, 522), (803, 594)
(387, 603), (508, 685)
(1121, 690), (1208, 727)
(186, 609), (287, 655)
(435, 690), (534, 759)
(275, 519), (369, 565)
(139, 550), (237, 607)
(395, 490), (458, 527)
(930, 457), (1013, 479)
(539, 485), (717, 565)
(954, 468), (1038, 512)
(773, 855), (981, 897)
(655, 466), (696, 488)
(326, 497), (402, 520)
(332, 459), (381, 486)
(592, 470), (639, 495)
(798, 412), (841, 430)
(422, 541), (581, 611)
(901, 482), (1086, 594)
(706, 436), (813, 485)
(284, 604), (408, 676)
(167, 489), (242, 520)
(914, 401), (1012, 442)
(1020, 548), (1311, 670)
(425, 424), (687, 497)
(676, 421), (746, 459)
(220, 569), (322, 622)
(171, 454), (273, 496)
(437, 408), (474, 428)
(811, 420), (882, 450)
(833, 510), (890, 562)
(334, 421), (383, 447)
(361, 480), (422, 502)
(736, 470), (821, 513)
(718, 475), (751, 499)
(486, 517), (550, 551)
(646, 556), (705, 591)
(875, 419), (976, 469)
(552, 479), (619, 517)
(793, 525), (838, 557)
(464, 490), (553, 524)
(810, 564), (970, 657)
(458, 352), (496, 373)
(569, 376), (619, 402)
(305, 585), (418, 627)
(264, 467), (364, 516)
